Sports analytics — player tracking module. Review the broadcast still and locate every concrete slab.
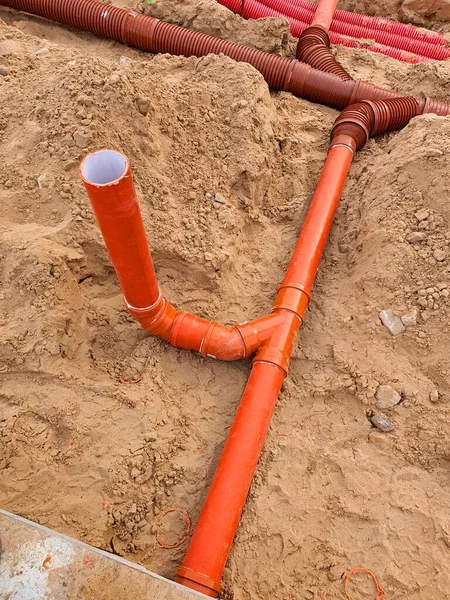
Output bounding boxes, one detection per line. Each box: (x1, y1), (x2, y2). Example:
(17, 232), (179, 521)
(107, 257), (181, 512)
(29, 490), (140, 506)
(0, 509), (204, 600)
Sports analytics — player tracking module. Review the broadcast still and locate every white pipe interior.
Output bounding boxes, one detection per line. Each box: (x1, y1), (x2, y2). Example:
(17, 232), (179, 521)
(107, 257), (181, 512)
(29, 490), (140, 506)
(81, 150), (128, 185)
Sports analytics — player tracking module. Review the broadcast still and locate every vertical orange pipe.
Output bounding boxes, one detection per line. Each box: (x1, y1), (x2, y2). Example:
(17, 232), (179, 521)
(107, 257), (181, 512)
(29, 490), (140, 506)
(80, 150), (160, 309)
(176, 144), (354, 597)
(311, 0), (339, 30)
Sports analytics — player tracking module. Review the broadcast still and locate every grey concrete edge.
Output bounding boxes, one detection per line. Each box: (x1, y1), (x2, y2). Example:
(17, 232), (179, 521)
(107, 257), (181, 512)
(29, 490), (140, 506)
(0, 509), (206, 598)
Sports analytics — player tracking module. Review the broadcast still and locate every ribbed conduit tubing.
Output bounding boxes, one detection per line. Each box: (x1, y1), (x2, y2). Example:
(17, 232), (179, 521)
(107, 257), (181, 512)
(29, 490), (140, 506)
(215, 0), (439, 63)
(260, 0), (447, 46)
(331, 96), (422, 149)
(217, 0), (450, 60)
(297, 25), (354, 80)
(2, 0), (450, 115)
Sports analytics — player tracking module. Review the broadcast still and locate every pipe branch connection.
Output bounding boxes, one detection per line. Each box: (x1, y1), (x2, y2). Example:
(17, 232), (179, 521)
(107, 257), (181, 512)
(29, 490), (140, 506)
(80, 150), (308, 376)
(2, 0), (450, 115)
(80, 90), (429, 597)
(330, 95), (436, 153)
(296, 25), (353, 80)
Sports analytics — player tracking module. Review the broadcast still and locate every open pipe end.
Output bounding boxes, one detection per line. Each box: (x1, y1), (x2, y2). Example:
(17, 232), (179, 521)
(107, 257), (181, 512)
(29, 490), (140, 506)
(80, 149), (129, 187)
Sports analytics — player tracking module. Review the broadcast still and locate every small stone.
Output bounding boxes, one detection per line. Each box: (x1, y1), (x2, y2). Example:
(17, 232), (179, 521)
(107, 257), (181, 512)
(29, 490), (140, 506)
(35, 47), (49, 57)
(130, 468), (140, 480)
(64, 160), (78, 171)
(375, 385), (401, 409)
(414, 208), (429, 222)
(379, 310), (405, 336)
(204, 252), (213, 261)
(418, 331), (426, 339)
(401, 308), (417, 327)
(421, 310), (432, 322)
(120, 56), (132, 66)
(136, 96), (150, 116)
(437, 282), (448, 291)
(370, 412), (394, 433)
(80, 118), (91, 126)
(73, 131), (90, 148)
(214, 193), (227, 204)
(433, 249), (447, 262)
(406, 232), (427, 243)
(37, 174), (47, 189)
(429, 389), (440, 403)
(4, 180), (12, 188)
(0, 66), (10, 76)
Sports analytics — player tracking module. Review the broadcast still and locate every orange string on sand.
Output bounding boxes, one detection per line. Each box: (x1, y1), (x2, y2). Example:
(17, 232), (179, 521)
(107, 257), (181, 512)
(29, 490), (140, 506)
(344, 568), (385, 600)
(155, 508), (191, 550)
(118, 376), (142, 384)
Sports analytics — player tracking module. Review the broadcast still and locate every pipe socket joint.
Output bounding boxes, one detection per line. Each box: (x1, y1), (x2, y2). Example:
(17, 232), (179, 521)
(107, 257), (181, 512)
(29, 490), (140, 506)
(125, 294), (177, 341)
(273, 284), (310, 322)
(331, 97), (421, 151)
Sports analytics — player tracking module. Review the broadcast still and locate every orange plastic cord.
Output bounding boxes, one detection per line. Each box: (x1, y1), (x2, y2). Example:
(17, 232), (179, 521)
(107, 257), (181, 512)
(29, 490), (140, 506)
(344, 568), (385, 600)
(118, 376), (142, 385)
(155, 508), (192, 550)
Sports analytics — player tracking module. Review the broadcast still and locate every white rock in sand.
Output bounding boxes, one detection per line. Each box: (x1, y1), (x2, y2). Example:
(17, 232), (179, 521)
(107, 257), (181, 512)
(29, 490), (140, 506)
(379, 310), (405, 335)
(376, 385), (401, 409)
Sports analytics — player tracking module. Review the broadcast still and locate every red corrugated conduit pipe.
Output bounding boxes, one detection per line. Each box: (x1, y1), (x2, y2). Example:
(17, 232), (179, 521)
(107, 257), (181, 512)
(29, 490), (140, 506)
(256, 0), (449, 55)
(217, 0), (433, 63)
(216, 0), (450, 61)
(79, 96), (428, 598)
(2, 0), (450, 115)
(279, 0), (446, 45)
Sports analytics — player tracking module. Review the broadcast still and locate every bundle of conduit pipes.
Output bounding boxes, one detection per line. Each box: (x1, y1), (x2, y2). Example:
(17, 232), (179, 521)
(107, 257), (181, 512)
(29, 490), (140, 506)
(2, 0), (449, 596)
(215, 0), (450, 63)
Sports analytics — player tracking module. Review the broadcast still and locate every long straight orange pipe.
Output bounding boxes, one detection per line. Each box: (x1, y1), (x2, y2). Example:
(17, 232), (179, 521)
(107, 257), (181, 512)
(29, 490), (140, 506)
(311, 0), (339, 30)
(176, 144), (354, 596)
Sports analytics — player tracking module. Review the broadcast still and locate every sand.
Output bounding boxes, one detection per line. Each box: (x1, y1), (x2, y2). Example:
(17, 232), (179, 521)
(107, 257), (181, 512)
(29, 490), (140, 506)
(0, 1), (449, 598)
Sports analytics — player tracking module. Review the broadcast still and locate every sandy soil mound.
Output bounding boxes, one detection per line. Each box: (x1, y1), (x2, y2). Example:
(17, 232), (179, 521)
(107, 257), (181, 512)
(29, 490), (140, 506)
(0, 1), (449, 599)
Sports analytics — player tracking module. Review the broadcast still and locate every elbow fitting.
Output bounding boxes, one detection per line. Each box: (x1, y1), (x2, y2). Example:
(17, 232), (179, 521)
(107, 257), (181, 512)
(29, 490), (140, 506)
(330, 96), (422, 151)
(296, 25), (353, 82)
(125, 294), (178, 341)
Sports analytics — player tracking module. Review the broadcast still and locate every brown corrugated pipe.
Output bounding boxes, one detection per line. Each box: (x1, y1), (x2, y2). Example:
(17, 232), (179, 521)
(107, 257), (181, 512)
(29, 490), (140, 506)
(296, 25), (353, 81)
(331, 96), (434, 151)
(1, 0), (450, 115)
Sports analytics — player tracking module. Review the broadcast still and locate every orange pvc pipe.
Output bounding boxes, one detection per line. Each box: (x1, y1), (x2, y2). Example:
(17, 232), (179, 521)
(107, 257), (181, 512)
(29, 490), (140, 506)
(80, 150), (160, 310)
(176, 144), (354, 596)
(176, 360), (287, 596)
(282, 143), (354, 297)
(311, 0), (339, 30)
(80, 144), (354, 597)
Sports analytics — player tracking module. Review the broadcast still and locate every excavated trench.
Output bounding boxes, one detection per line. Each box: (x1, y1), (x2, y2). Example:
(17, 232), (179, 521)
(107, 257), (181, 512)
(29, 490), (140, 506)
(0, 0), (449, 598)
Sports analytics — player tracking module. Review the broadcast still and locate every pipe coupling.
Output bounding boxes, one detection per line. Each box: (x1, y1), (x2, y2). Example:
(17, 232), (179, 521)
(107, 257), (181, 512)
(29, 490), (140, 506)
(331, 97), (421, 151)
